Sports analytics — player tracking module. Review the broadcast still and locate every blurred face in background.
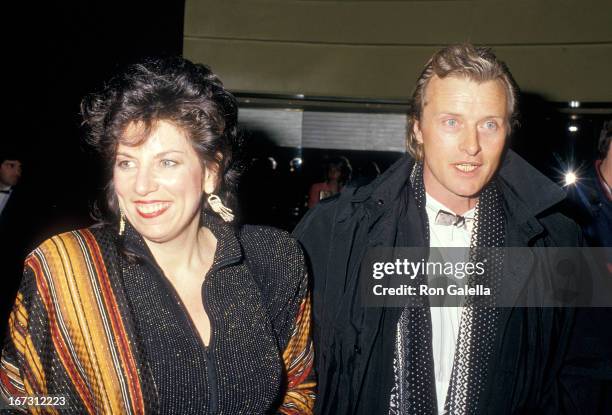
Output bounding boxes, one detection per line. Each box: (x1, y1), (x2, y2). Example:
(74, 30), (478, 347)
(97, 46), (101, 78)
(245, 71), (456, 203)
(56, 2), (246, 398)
(0, 160), (22, 187)
(328, 166), (341, 181)
(113, 120), (217, 244)
(413, 75), (508, 214)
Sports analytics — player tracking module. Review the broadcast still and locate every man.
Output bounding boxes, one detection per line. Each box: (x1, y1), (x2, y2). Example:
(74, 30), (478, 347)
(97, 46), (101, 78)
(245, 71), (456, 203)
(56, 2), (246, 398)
(0, 152), (31, 342)
(569, 120), (612, 247)
(295, 44), (610, 414)
(0, 156), (22, 216)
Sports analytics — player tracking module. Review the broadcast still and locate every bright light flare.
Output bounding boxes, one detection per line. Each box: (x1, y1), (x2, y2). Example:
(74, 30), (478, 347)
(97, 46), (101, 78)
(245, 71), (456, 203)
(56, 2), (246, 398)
(568, 125), (579, 132)
(564, 171), (578, 186)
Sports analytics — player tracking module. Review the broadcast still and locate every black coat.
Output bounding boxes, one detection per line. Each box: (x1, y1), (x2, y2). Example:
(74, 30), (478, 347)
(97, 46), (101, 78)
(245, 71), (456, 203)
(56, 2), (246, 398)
(1, 187), (34, 336)
(294, 151), (612, 415)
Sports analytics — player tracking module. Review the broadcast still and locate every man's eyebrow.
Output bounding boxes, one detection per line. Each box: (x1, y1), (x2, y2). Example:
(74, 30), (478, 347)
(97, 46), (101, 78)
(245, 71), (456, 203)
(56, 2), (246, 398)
(434, 113), (505, 119)
(436, 112), (463, 117)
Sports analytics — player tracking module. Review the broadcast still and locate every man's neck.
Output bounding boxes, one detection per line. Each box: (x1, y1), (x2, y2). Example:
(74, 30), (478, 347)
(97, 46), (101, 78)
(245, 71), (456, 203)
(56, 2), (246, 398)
(423, 182), (478, 216)
(426, 192), (476, 216)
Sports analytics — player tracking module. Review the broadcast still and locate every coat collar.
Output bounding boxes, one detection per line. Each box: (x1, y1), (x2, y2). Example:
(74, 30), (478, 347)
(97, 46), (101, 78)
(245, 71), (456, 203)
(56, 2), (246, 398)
(497, 150), (567, 221)
(347, 150), (567, 236)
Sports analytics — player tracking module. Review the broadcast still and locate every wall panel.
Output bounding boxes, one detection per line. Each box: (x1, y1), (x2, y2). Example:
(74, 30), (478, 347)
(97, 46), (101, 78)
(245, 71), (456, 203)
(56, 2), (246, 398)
(184, 0), (612, 101)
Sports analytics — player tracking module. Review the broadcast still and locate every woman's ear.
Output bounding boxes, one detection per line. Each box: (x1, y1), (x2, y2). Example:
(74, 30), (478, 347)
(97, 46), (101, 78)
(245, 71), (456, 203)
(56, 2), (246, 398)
(203, 161), (220, 195)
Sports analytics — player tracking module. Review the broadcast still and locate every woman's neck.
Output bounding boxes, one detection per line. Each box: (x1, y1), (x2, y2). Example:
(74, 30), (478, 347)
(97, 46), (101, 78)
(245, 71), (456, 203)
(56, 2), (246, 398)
(144, 223), (217, 283)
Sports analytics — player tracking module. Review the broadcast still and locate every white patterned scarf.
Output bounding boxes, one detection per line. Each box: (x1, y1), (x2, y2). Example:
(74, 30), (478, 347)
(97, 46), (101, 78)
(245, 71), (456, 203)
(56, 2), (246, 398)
(389, 161), (505, 414)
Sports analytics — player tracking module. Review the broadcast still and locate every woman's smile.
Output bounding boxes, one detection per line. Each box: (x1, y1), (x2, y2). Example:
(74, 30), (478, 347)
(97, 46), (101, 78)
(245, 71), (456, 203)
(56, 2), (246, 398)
(134, 200), (172, 218)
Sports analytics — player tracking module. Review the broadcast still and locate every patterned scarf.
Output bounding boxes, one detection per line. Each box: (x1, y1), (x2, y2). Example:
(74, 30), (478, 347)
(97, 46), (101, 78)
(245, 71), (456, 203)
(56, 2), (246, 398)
(389, 161), (505, 414)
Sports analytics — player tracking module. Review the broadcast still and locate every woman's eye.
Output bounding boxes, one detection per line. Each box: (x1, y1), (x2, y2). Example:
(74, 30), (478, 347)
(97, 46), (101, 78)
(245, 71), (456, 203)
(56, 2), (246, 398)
(444, 119), (458, 128)
(160, 159), (177, 168)
(117, 160), (135, 169)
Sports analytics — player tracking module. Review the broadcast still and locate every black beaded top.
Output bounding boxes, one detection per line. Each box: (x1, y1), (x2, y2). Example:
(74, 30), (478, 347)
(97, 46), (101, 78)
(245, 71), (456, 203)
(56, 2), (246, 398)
(118, 214), (308, 414)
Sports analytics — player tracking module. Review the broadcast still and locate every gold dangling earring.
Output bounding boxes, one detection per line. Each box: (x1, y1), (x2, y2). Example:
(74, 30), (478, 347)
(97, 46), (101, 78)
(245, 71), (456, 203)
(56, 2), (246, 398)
(119, 209), (126, 236)
(207, 194), (234, 222)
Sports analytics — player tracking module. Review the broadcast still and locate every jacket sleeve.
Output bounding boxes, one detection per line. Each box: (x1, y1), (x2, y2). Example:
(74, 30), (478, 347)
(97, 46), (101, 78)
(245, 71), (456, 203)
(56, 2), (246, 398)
(1, 259), (59, 415)
(540, 223), (612, 414)
(278, 271), (316, 415)
(559, 307), (612, 414)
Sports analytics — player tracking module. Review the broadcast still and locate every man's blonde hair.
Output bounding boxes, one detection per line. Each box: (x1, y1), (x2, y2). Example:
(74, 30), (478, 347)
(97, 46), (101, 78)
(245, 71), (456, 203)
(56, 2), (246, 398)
(406, 44), (519, 160)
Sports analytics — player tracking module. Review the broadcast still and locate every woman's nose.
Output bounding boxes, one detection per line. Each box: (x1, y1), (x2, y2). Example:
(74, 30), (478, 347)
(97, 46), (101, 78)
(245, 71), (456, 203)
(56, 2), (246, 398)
(134, 166), (158, 195)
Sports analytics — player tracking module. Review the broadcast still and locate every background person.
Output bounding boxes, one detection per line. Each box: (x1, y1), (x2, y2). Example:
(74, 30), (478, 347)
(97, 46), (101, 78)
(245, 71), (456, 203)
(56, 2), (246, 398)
(308, 156), (352, 208)
(568, 120), (612, 247)
(0, 152), (24, 344)
(0, 151), (34, 345)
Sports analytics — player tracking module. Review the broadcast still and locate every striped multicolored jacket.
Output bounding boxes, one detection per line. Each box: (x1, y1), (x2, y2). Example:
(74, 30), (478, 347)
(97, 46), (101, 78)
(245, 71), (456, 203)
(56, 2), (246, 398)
(1, 224), (315, 414)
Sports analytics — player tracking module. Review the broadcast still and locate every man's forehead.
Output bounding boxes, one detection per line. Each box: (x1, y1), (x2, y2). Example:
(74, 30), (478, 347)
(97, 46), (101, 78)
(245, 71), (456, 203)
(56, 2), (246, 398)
(1, 160), (22, 167)
(423, 75), (507, 111)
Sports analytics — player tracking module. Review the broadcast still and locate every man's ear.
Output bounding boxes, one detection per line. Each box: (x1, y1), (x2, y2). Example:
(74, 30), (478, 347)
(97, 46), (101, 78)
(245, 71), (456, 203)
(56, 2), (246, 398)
(413, 119), (423, 144)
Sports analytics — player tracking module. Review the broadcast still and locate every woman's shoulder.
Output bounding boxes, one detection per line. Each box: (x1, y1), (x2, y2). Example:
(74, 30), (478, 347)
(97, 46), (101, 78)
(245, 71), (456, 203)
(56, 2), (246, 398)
(28, 224), (114, 263)
(238, 225), (309, 329)
(238, 224), (301, 253)
(238, 224), (306, 292)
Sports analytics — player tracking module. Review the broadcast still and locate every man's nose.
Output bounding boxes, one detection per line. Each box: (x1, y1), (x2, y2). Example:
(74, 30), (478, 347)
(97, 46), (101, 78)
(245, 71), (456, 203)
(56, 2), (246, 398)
(134, 166), (158, 195)
(458, 126), (481, 156)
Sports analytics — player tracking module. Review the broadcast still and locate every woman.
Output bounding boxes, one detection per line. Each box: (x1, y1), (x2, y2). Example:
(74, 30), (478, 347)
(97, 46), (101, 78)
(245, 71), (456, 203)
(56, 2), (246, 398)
(307, 157), (352, 208)
(0, 58), (315, 414)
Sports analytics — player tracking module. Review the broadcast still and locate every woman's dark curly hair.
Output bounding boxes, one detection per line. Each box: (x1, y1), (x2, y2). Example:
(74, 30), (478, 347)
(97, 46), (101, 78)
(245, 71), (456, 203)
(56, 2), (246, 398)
(81, 56), (242, 224)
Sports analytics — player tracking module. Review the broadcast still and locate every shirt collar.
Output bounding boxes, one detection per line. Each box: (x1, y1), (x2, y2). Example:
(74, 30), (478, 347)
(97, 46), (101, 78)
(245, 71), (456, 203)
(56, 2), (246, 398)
(425, 192), (476, 220)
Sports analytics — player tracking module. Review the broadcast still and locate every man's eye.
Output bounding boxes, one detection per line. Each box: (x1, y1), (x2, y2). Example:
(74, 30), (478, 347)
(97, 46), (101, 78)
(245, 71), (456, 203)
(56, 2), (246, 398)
(484, 121), (498, 130)
(160, 159), (177, 168)
(444, 119), (458, 128)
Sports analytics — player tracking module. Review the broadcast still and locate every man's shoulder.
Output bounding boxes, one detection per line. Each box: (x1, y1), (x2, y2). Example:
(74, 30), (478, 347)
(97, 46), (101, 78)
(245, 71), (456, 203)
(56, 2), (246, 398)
(293, 184), (366, 248)
(537, 203), (583, 246)
(295, 192), (344, 231)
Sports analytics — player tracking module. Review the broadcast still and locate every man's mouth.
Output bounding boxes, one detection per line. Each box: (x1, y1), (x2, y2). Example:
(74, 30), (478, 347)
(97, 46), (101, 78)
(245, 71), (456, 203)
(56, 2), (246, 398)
(454, 163), (480, 173)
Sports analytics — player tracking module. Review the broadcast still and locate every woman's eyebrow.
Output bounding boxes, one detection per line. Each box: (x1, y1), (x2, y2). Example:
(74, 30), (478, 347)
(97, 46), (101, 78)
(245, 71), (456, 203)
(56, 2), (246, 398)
(155, 150), (185, 158)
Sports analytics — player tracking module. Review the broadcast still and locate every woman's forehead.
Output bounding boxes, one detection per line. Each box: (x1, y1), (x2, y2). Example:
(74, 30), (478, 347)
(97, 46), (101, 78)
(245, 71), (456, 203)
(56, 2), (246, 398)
(118, 120), (191, 152)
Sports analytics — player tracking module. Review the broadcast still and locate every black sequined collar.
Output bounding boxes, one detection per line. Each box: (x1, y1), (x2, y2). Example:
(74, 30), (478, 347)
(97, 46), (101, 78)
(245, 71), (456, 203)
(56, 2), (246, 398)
(121, 211), (243, 273)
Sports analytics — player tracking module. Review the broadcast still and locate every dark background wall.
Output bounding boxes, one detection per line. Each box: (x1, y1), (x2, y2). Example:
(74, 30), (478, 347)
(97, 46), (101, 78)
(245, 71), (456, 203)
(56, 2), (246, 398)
(5, 1), (186, 240)
(184, 0), (612, 102)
